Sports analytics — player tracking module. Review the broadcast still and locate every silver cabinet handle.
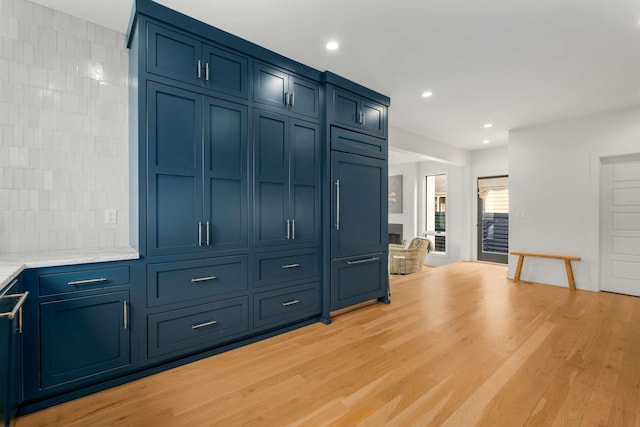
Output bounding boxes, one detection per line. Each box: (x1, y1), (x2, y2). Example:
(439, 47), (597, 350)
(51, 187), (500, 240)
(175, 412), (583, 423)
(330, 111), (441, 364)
(335, 180), (340, 230)
(206, 221), (211, 246)
(197, 59), (202, 78)
(192, 320), (217, 329)
(281, 263), (300, 269)
(290, 92), (295, 107)
(205, 62), (210, 81)
(123, 300), (128, 330)
(191, 276), (217, 283)
(286, 219), (291, 239)
(347, 257), (380, 265)
(291, 219), (295, 239)
(281, 299), (300, 307)
(198, 221), (203, 246)
(360, 111), (365, 124)
(284, 92), (290, 106)
(0, 291), (28, 321)
(68, 277), (107, 286)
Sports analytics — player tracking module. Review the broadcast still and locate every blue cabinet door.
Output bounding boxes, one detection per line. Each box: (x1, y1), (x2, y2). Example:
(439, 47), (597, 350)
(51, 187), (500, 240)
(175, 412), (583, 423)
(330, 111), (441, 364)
(331, 88), (360, 128)
(254, 63), (288, 110)
(147, 23), (202, 86)
(202, 45), (248, 99)
(289, 76), (320, 119)
(147, 83), (203, 256)
(331, 151), (387, 258)
(360, 99), (387, 137)
(330, 254), (386, 310)
(40, 291), (130, 389)
(203, 97), (248, 251)
(289, 119), (320, 244)
(254, 110), (289, 247)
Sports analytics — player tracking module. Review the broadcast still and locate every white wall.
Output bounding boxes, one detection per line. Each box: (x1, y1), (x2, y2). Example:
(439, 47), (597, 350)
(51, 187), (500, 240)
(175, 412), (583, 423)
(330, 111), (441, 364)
(470, 146), (509, 260)
(0, 0), (129, 253)
(388, 162), (419, 243)
(509, 107), (640, 290)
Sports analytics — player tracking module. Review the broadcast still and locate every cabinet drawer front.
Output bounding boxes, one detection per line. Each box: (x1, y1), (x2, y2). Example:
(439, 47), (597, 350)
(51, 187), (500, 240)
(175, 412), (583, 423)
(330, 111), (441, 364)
(254, 249), (320, 288)
(148, 296), (249, 358)
(254, 282), (320, 328)
(147, 256), (248, 308)
(331, 126), (387, 160)
(331, 254), (386, 311)
(39, 267), (130, 296)
(40, 291), (130, 389)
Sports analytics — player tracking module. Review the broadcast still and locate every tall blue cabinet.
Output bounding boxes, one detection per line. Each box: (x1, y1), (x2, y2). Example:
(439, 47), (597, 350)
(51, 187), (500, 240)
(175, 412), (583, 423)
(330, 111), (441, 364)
(16, 0), (389, 416)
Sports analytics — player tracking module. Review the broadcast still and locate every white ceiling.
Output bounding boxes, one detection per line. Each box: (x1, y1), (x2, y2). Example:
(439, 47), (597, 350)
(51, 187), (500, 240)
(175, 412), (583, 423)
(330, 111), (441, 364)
(30, 0), (640, 151)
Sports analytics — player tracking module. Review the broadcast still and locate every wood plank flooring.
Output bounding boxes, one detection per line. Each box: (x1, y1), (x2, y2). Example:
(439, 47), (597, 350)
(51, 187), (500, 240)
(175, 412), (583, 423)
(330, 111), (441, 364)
(16, 262), (640, 426)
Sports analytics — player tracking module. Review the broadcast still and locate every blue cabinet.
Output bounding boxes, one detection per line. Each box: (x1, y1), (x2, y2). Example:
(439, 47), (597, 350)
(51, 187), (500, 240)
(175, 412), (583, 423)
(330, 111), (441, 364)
(254, 62), (320, 119)
(329, 87), (387, 137)
(40, 291), (130, 389)
(147, 22), (248, 99)
(147, 82), (248, 256)
(331, 151), (387, 259)
(254, 109), (320, 249)
(1, 277), (25, 427)
(330, 254), (386, 311)
(253, 282), (320, 330)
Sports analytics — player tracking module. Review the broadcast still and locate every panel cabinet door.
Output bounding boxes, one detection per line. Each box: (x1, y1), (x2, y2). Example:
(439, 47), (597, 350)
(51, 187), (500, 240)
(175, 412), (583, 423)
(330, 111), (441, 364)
(254, 110), (289, 247)
(147, 23), (202, 86)
(253, 63), (288, 110)
(331, 254), (386, 311)
(203, 97), (248, 251)
(147, 83), (203, 256)
(331, 151), (387, 258)
(360, 99), (387, 137)
(202, 45), (248, 99)
(289, 76), (319, 119)
(40, 291), (130, 389)
(289, 119), (320, 245)
(331, 88), (360, 128)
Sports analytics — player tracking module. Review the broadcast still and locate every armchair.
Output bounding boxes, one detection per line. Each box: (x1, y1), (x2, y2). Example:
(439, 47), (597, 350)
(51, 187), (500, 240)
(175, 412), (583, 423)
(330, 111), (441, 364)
(389, 237), (431, 274)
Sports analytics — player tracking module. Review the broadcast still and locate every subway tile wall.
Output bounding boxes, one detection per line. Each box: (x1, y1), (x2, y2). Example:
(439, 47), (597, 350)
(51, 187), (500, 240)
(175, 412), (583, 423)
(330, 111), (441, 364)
(0, 0), (129, 253)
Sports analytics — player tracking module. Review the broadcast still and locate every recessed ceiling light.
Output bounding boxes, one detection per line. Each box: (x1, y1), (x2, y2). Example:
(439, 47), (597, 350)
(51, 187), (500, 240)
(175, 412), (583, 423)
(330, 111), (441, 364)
(421, 91), (433, 98)
(326, 41), (339, 51)
(483, 140), (490, 144)
(483, 123), (493, 129)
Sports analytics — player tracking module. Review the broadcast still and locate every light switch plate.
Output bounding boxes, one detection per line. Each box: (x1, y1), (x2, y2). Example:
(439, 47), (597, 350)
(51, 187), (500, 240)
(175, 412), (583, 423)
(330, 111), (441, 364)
(104, 208), (117, 225)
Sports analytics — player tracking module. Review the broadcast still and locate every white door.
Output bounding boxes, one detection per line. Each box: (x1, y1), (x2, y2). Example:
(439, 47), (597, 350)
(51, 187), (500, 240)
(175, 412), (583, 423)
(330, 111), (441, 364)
(601, 154), (640, 296)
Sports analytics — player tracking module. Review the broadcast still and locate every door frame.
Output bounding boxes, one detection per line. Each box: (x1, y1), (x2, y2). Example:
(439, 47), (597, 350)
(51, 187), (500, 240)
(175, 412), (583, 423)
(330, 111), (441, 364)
(589, 149), (640, 291)
(471, 169), (507, 262)
(476, 175), (509, 264)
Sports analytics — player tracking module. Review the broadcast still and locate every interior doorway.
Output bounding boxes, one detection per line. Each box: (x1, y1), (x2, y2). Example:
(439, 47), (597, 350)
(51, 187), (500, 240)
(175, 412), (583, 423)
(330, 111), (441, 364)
(600, 154), (640, 296)
(477, 176), (509, 264)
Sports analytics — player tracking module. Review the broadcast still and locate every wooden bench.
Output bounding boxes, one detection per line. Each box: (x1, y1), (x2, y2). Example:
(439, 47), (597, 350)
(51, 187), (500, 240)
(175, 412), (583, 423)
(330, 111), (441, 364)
(510, 251), (581, 291)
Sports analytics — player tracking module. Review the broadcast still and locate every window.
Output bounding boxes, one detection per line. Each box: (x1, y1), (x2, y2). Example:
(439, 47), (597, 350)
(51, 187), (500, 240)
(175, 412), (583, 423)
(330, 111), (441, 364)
(425, 174), (447, 254)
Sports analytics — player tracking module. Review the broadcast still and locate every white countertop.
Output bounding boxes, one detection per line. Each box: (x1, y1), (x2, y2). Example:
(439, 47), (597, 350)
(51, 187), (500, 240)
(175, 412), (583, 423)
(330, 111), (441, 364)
(0, 247), (140, 296)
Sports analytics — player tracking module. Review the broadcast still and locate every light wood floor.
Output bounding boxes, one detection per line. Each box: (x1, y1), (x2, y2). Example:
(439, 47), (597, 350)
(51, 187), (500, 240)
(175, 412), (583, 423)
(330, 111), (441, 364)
(17, 262), (640, 426)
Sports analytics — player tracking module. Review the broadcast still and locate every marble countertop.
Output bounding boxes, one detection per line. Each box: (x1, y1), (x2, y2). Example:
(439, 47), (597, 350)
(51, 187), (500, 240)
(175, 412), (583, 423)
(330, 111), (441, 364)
(0, 247), (140, 297)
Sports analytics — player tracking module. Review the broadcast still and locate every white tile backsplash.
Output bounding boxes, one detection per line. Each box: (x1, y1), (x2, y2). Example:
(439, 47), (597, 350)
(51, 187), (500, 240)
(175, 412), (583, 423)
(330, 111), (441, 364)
(0, 0), (129, 253)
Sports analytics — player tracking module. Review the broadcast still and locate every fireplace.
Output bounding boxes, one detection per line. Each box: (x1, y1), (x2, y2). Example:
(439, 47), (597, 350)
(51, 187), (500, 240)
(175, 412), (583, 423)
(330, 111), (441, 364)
(389, 223), (403, 245)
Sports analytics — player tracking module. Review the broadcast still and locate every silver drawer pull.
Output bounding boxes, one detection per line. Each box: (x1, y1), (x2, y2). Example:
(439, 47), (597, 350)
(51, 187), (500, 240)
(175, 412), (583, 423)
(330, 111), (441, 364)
(191, 276), (217, 283)
(192, 320), (217, 329)
(281, 299), (300, 307)
(281, 263), (300, 269)
(346, 257), (380, 265)
(68, 277), (108, 286)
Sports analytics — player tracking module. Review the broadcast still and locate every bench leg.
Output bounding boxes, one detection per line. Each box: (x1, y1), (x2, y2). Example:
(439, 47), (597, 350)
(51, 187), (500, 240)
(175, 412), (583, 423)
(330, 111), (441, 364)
(564, 259), (577, 291)
(514, 255), (524, 281)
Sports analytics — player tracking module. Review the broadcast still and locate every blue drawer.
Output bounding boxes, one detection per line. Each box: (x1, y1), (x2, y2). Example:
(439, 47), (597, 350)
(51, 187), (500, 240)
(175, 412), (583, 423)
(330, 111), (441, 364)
(253, 282), (320, 329)
(147, 256), (248, 307)
(147, 296), (249, 358)
(39, 266), (130, 296)
(253, 249), (320, 288)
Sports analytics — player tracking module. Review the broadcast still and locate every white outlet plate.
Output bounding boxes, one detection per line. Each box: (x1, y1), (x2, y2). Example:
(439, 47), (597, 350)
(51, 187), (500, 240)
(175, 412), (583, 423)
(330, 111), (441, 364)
(104, 208), (117, 225)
